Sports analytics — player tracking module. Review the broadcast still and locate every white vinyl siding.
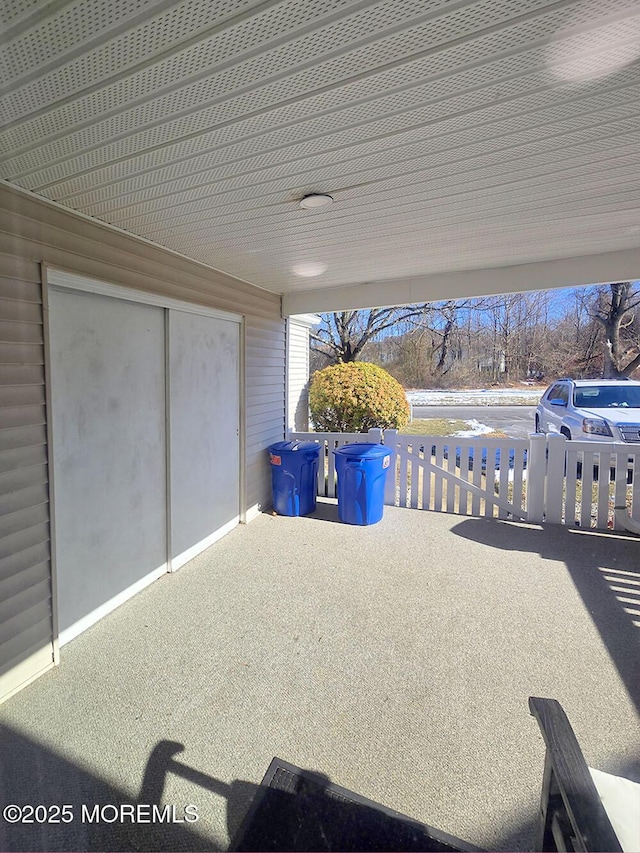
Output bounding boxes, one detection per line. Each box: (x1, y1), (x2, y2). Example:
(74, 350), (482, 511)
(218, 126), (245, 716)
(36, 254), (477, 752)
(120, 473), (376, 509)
(0, 184), (285, 701)
(287, 319), (311, 432)
(245, 316), (285, 519)
(0, 256), (54, 702)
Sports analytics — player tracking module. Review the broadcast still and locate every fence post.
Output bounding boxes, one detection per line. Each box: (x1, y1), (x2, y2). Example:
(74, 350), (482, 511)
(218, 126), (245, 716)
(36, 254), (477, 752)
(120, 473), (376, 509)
(368, 428), (382, 444)
(545, 435), (566, 525)
(383, 428), (398, 506)
(527, 434), (546, 523)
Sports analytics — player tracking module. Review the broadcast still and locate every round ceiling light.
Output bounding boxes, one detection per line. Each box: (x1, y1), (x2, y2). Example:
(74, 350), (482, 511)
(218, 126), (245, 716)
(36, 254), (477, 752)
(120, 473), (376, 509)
(291, 262), (328, 277)
(299, 193), (333, 209)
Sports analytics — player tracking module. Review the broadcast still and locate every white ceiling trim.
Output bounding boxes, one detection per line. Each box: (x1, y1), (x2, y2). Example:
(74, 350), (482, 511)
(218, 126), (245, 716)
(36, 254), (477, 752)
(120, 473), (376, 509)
(281, 248), (640, 315)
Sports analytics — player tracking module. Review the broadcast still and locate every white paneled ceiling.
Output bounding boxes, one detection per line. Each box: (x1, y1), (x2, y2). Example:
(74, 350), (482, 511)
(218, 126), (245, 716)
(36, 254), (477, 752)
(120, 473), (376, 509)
(2, 0), (640, 309)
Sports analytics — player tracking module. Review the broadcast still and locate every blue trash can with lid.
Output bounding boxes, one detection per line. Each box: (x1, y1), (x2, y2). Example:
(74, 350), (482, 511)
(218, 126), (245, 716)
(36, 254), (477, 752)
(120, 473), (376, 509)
(268, 440), (321, 516)
(333, 443), (392, 525)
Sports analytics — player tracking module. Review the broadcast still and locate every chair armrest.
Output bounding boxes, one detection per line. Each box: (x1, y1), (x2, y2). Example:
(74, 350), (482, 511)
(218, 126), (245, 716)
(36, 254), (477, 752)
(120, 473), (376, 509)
(529, 697), (622, 852)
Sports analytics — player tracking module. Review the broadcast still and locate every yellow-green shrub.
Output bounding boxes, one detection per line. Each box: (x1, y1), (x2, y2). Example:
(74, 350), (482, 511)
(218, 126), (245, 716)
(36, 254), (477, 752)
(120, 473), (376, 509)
(309, 362), (410, 432)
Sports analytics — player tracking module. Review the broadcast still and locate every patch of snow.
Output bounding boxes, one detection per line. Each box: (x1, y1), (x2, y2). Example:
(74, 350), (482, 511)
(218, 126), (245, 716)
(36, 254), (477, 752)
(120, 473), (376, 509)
(453, 419), (494, 437)
(407, 388), (542, 406)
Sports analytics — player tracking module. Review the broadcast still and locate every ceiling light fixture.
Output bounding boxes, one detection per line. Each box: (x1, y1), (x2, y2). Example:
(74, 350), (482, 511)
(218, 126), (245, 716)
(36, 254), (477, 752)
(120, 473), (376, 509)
(292, 262), (328, 277)
(299, 193), (334, 209)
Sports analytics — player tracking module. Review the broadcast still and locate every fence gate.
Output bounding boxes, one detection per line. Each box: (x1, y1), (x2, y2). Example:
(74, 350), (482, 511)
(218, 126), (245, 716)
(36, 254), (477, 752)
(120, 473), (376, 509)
(289, 430), (640, 531)
(384, 430), (529, 520)
(292, 429), (529, 521)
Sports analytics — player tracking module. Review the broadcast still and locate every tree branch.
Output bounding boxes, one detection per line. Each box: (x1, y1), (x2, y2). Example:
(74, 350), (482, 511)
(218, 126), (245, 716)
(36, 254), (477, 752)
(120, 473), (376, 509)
(622, 350), (640, 376)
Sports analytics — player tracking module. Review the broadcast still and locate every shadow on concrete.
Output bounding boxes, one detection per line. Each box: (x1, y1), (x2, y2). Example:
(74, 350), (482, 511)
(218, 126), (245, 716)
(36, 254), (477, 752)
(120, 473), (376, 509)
(263, 500), (343, 524)
(0, 724), (231, 852)
(451, 518), (640, 723)
(140, 747), (540, 852)
(489, 816), (538, 853)
(0, 721), (548, 851)
(140, 740), (258, 844)
(307, 499), (342, 524)
(142, 746), (476, 850)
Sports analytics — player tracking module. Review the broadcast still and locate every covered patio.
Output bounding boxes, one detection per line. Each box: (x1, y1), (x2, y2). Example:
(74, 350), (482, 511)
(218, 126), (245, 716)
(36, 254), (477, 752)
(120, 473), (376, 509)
(3, 0), (640, 711)
(1, 503), (638, 852)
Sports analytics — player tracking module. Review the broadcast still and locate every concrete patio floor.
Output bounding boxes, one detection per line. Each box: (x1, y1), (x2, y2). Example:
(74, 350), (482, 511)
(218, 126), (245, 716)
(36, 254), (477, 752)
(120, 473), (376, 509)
(1, 501), (639, 852)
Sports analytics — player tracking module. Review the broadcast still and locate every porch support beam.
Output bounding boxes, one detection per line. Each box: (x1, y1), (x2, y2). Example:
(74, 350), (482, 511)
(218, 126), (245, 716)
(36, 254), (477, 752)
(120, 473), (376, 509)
(281, 247), (640, 315)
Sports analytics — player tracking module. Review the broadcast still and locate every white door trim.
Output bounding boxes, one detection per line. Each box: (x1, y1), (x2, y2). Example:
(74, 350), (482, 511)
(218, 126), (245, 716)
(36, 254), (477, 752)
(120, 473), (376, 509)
(47, 269), (242, 324)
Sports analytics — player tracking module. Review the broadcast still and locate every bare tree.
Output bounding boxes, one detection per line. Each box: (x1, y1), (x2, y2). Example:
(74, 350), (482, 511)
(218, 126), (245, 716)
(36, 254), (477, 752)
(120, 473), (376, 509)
(308, 284), (640, 387)
(356, 298), (492, 386)
(481, 294), (531, 381)
(310, 307), (432, 364)
(540, 289), (597, 378)
(432, 301), (459, 373)
(589, 283), (640, 378)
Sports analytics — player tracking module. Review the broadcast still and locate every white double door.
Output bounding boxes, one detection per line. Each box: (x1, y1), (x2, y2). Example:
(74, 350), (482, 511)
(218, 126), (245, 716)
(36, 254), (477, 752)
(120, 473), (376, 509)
(48, 284), (240, 646)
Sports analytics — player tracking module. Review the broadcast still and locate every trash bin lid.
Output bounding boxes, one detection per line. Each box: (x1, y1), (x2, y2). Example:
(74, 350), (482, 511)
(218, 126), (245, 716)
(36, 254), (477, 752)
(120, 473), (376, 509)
(268, 440), (321, 455)
(333, 442), (391, 458)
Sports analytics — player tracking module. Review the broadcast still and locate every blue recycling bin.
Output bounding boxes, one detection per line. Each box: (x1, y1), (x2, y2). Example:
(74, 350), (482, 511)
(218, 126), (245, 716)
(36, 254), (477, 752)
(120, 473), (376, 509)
(268, 440), (321, 516)
(333, 443), (392, 525)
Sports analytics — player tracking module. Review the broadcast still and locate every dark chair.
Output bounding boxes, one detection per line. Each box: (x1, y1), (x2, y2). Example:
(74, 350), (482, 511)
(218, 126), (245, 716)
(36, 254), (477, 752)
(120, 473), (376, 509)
(232, 699), (638, 852)
(231, 757), (480, 852)
(529, 697), (638, 853)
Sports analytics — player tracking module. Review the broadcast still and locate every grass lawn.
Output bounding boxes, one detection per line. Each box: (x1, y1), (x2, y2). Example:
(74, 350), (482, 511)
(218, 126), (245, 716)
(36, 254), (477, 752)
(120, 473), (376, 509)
(399, 418), (508, 438)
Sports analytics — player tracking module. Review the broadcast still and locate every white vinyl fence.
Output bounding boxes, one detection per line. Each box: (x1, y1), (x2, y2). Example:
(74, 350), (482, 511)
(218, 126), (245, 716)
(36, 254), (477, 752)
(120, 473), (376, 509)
(290, 430), (640, 531)
(540, 434), (639, 530)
